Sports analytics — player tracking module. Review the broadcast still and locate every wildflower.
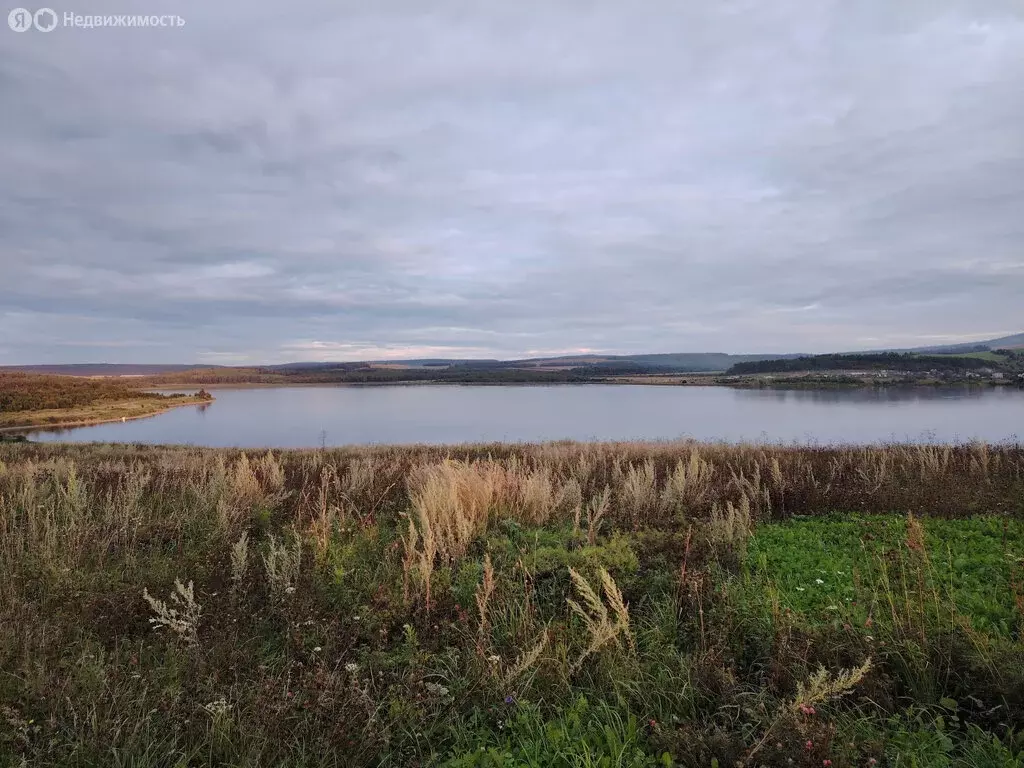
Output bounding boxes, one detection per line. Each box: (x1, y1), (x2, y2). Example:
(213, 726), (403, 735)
(868, 760), (877, 766)
(504, 695), (515, 705)
(345, 662), (359, 673)
(203, 698), (232, 716)
(806, 740), (814, 751)
(815, 578), (825, 585)
(487, 654), (501, 665)
(425, 682), (450, 698)
(313, 646), (322, 652)
(823, 761), (832, 767)
(649, 719), (657, 728)
(284, 586), (296, 595)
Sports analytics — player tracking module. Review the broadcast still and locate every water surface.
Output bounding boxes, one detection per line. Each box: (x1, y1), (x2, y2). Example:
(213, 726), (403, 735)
(23, 384), (1024, 447)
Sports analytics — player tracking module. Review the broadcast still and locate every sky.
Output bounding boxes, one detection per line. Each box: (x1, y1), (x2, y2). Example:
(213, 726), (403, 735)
(2, 0), (1023, 364)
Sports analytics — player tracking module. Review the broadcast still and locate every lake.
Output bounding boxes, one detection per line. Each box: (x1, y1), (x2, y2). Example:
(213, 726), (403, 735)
(22, 384), (1024, 447)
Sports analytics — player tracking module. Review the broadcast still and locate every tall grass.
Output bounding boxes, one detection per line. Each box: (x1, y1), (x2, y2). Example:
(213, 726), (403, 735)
(1, 440), (1023, 766)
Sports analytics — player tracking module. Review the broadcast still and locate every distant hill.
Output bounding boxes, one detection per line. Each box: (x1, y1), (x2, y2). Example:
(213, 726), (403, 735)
(618, 352), (804, 371)
(878, 332), (1024, 354)
(5, 332), (1019, 376)
(0, 363), (222, 376)
(260, 360), (503, 372)
(467, 352), (804, 372)
(985, 332), (1024, 349)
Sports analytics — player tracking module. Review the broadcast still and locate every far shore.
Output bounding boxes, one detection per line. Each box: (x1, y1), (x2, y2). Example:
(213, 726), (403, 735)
(139, 374), (1020, 390)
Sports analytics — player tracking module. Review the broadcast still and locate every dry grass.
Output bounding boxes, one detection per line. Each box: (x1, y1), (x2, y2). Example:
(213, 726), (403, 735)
(567, 567), (635, 672)
(1, 440), (1023, 765)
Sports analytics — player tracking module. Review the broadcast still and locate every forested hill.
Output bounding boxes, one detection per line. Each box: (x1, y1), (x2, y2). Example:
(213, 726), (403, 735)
(726, 352), (995, 375)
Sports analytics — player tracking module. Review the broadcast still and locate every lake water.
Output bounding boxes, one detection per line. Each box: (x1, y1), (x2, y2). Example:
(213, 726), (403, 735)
(22, 384), (1024, 447)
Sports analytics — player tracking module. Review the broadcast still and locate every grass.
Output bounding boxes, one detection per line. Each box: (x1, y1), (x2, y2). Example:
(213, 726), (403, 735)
(925, 351), (1008, 363)
(1, 440), (1023, 766)
(748, 515), (1024, 634)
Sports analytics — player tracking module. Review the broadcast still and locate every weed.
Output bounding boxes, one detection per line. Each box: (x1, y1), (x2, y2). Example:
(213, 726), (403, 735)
(142, 578), (202, 646)
(2, 440), (1023, 765)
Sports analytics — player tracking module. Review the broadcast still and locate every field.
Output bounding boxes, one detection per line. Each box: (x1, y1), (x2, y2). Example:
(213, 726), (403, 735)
(2, 441), (1023, 766)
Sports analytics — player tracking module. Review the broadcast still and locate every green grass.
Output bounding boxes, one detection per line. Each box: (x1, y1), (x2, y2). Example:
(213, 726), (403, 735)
(748, 515), (1024, 635)
(2, 442), (1024, 766)
(923, 351), (1007, 362)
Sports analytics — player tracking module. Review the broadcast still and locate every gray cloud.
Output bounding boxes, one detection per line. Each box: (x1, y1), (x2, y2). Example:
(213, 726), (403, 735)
(1, 0), (1023, 363)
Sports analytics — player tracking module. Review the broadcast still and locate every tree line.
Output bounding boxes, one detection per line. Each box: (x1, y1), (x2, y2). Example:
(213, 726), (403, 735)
(727, 352), (993, 375)
(0, 372), (164, 412)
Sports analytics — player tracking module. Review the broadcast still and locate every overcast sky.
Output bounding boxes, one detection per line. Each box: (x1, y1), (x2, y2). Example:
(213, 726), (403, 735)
(2, 0), (1022, 364)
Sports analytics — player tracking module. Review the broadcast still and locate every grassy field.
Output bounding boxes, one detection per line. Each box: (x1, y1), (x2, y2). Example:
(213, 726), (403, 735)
(923, 351), (1008, 363)
(1, 441), (1023, 766)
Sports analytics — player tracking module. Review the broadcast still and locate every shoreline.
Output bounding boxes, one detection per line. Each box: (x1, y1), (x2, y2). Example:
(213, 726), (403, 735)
(139, 376), (1019, 391)
(0, 395), (212, 433)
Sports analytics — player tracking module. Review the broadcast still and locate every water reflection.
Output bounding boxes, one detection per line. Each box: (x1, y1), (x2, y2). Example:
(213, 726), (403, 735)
(736, 385), (991, 405)
(23, 384), (1024, 448)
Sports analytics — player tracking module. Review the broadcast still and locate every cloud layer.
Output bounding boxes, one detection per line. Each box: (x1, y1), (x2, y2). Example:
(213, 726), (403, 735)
(2, 0), (1023, 363)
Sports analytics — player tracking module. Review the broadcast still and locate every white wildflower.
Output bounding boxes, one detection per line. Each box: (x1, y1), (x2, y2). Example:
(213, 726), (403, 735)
(425, 682), (450, 698)
(203, 698), (232, 717)
(345, 662), (359, 673)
